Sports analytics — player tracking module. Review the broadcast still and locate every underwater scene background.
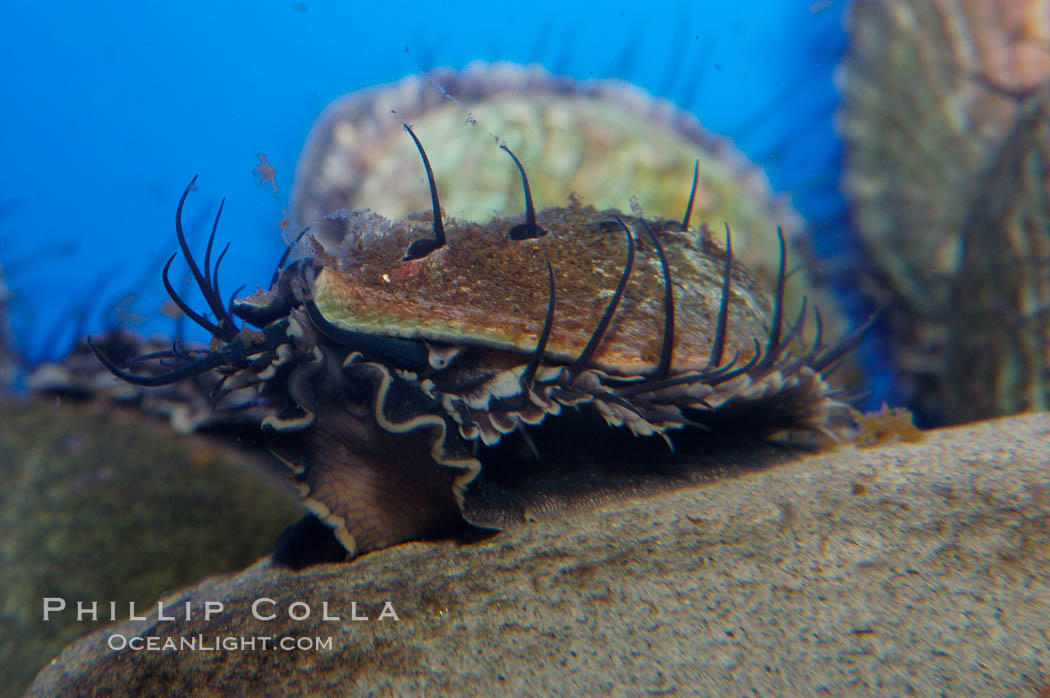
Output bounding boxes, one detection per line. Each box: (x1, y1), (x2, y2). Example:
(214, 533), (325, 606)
(4, 1), (1050, 695)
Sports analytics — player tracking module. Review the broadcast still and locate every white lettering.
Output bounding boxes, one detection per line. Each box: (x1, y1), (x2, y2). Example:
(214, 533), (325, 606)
(42, 597), (66, 621)
(252, 598), (276, 621)
(157, 602), (175, 622)
(350, 602), (369, 621)
(322, 601), (340, 621)
(128, 602), (147, 621)
(204, 601), (224, 621)
(76, 601), (98, 622)
(288, 601), (310, 620)
(378, 602), (399, 621)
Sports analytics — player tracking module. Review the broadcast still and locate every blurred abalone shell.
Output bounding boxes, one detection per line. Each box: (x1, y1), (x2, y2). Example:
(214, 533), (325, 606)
(944, 83), (1050, 421)
(837, 0), (1050, 422)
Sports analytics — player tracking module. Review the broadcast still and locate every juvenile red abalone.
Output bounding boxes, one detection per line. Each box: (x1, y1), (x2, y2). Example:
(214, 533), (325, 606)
(90, 128), (870, 565)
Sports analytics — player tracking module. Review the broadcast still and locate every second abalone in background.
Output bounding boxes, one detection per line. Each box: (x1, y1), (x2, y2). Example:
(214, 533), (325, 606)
(944, 83), (1050, 422)
(837, 0), (1050, 423)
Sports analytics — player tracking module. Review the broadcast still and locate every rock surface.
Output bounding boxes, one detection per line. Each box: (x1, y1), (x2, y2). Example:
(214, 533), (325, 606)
(0, 398), (303, 697)
(28, 412), (1050, 696)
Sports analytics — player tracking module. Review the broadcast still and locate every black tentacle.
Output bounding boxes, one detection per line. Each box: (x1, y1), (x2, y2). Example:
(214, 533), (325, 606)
(706, 223), (733, 370)
(570, 216), (635, 380)
(210, 240), (231, 316)
(774, 298), (809, 363)
(811, 310), (880, 374)
(126, 345), (207, 365)
(519, 261), (556, 392)
(762, 226), (787, 364)
(611, 339), (760, 399)
(640, 220), (674, 380)
(161, 252), (226, 338)
(173, 177), (238, 341)
(754, 296), (808, 375)
(88, 318), (290, 387)
(88, 337), (227, 387)
(209, 373), (233, 406)
(271, 227), (311, 288)
(226, 284), (246, 320)
(202, 199), (224, 300)
(402, 124), (446, 260)
(501, 144), (546, 240)
(515, 421), (542, 460)
(492, 262), (557, 412)
(703, 339), (763, 387)
(777, 305), (824, 377)
(681, 159), (699, 231)
(611, 366), (724, 400)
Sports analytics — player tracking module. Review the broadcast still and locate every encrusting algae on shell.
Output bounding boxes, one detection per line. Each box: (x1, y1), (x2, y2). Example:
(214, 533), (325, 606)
(89, 123), (874, 566)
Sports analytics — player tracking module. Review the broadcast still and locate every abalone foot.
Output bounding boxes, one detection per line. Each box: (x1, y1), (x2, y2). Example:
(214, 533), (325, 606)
(266, 394), (469, 561)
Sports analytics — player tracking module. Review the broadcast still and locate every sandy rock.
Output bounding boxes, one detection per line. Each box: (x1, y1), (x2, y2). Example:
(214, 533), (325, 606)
(27, 412), (1050, 696)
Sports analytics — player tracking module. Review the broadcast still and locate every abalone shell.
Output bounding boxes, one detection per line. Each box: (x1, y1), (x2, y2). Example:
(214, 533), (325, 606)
(837, 0), (1050, 422)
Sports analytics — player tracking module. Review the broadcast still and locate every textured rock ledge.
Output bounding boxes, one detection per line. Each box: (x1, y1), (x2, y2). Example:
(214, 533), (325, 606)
(28, 413), (1050, 696)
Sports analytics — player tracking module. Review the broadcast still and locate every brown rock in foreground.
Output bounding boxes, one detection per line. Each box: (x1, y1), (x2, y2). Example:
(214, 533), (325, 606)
(0, 398), (303, 698)
(28, 413), (1050, 696)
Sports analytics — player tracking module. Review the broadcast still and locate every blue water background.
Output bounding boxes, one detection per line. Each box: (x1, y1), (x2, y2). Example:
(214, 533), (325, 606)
(1, 0), (892, 405)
